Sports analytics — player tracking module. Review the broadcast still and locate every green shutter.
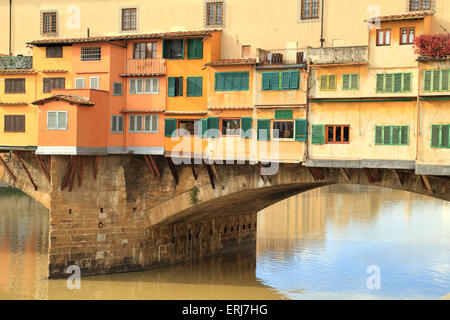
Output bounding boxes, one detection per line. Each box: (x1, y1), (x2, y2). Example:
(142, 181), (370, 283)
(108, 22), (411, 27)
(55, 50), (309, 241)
(187, 39), (203, 59)
(392, 126), (400, 145)
(424, 70), (432, 91)
(207, 117), (219, 138)
(186, 77), (194, 96)
(224, 73), (232, 90)
(375, 126), (383, 145)
(403, 73), (411, 92)
(262, 73), (270, 90)
(178, 77), (183, 96)
(320, 75), (328, 90)
(295, 119), (307, 141)
(289, 71), (300, 89)
(186, 77), (202, 96)
(400, 126), (409, 146)
(385, 74), (393, 93)
(168, 77), (176, 97)
(215, 73), (224, 91)
(162, 40), (169, 59)
(431, 125), (440, 148)
(200, 119), (208, 137)
(343, 74), (350, 90)
(257, 119), (270, 141)
(311, 125), (325, 144)
(181, 39), (185, 59)
(232, 72), (241, 90)
(270, 72), (279, 90)
(351, 74), (359, 90)
(241, 117), (252, 138)
(196, 77), (202, 96)
(433, 70), (441, 92)
(274, 110), (293, 120)
(329, 75), (336, 90)
(442, 124), (450, 148)
(383, 126), (391, 145)
(441, 70), (449, 91)
(241, 72), (249, 90)
(393, 73), (402, 93)
(281, 72), (290, 89)
(164, 119), (177, 137)
(376, 74), (385, 93)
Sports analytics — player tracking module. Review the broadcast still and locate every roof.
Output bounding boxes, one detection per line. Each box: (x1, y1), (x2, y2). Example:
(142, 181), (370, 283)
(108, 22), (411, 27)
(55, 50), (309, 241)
(365, 12), (432, 23)
(208, 106), (253, 110)
(206, 58), (257, 66)
(0, 69), (36, 75)
(27, 30), (220, 46)
(120, 109), (165, 113)
(32, 94), (95, 106)
(0, 102), (28, 106)
(40, 69), (68, 73)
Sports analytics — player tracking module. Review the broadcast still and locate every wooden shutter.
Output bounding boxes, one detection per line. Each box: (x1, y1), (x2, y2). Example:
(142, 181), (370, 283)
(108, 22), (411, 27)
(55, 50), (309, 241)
(328, 75), (336, 90)
(400, 126), (409, 146)
(232, 73), (240, 90)
(241, 72), (249, 90)
(281, 72), (290, 89)
(168, 77), (176, 97)
(342, 74), (350, 90)
(241, 117), (252, 138)
(224, 73), (232, 91)
(43, 78), (50, 93)
(4, 116), (12, 132)
(57, 112), (67, 129)
(111, 116), (117, 132)
(403, 73), (411, 92)
(295, 119), (307, 141)
(257, 119), (270, 141)
(320, 75), (328, 90)
(178, 77), (183, 96)
(375, 126), (383, 145)
(385, 74), (393, 92)
(392, 126), (400, 145)
(187, 77), (194, 96)
(351, 74), (358, 90)
(270, 72), (279, 90)
(164, 119), (177, 137)
(187, 39), (203, 59)
(442, 124), (450, 148)
(47, 112), (57, 129)
(215, 73), (225, 91)
(207, 117), (219, 138)
(376, 74), (384, 92)
(311, 124), (325, 144)
(393, 73), (402, 93)
(383, 126), (391, 145)
(441, 70), (449, 91)
(289, 71), (299, 89)
(181, 40), (185, 59)
(274, 110), (293, 120)
(200, 119), (208, 137)
(195, 77), (202, 96)
(162, 40), (169, 59)
(431, 125), (440, 148)
(432, 70), (441, 92)
(424, 70), (432, 91)
(262, 73), (270, 90)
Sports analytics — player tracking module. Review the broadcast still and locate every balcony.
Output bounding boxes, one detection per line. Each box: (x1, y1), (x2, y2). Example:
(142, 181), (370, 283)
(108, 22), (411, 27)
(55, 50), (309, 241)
(307, 46), (368, 65)
(256, 48), (307, 69)
(122, 58), (167, 77)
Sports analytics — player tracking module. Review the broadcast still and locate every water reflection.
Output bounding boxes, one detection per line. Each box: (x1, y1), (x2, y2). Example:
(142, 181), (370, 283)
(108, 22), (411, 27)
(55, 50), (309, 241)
(0, 184), (448, 300)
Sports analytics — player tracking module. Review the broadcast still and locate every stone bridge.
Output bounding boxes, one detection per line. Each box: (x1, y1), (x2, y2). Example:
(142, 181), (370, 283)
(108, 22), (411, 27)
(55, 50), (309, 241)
(0, 152), (449, 278)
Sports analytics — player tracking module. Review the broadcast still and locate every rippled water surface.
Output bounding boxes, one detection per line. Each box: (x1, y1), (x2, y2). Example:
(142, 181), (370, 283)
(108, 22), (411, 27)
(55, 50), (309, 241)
(0, 185), (448, 299)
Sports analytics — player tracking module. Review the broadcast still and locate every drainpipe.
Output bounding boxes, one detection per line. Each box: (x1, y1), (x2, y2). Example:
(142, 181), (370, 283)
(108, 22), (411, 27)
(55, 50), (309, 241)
(9, 0), (12, 55)
(320, 0), (325, 47)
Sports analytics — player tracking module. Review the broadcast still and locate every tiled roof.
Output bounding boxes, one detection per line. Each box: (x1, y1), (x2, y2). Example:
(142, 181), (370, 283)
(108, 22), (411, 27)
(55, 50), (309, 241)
(206, 58), (257, 66)
(28, 30), (220, 46)
(0, 102), (28, 106)
(121, 110), (165, 113)
(0, 69), (36, 75)
(365, 12), (432, 23)
(120, 73), (165, 77)
(164, 111), (207, 115)
(41, 70), (68, 73)
(32, 94), (95, 106)
(208, 106), (253, 110)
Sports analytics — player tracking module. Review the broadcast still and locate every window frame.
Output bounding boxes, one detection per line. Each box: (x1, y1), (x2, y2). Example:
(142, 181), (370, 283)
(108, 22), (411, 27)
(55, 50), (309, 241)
(41, 11), (57, 35)
(186, 77), (203, 97)
(220, 118), (241, 136)
(4, 78), (26, 94)
(133, 42), (157, 59)
(400, 27), (415, 45)
(144, 115), (159, 133)
(376, 29), (391, 46)
(215, 72), (249, 91)
(81, 47), (102, 61)
(164, 39), (185, 60)
(128, 115), (144, 133)
(113, 82), (123, 96)
(177, 119), (200, 137)
(75, 78), (85, 89)
(272, 120), (295, 141)
(121, 8), (137, 31)
(342, 73), (359, 90)
(300, 0), (320, 21)
(111, 115), (124, 134)
(431, 124), (450, 149)
(43, 77), (65, 93)
(90, 76), (100, 90)
(4, 115), (25, 133)
(206, 2), (224, 27)
(46, 46), (63, 58)
(47, 111), (67, 130)
(320, 74), (337, 91)
(409, 0), (431, 11)
(325, 125), (350, 144)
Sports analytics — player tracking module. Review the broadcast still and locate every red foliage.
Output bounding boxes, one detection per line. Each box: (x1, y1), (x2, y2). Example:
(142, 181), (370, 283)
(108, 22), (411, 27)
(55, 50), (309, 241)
(414, 34), (450, 59)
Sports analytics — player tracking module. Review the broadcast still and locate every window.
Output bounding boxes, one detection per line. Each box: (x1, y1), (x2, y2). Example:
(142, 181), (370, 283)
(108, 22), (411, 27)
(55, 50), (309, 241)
(5, 79), (25, 94)
(375, 125), (409, 146)
(47, 111), (67, 130)
(400, 28), (415, 45)
(43, 78), (65, 93)
(431, 124), (450, 148)
(257, 119), (270, 141)
(113, 82), (123, 96)
(320, 74), (337, 91)
(215, 72), (249, 91)
(75, 78), (85, 89)
(144, 115), (158, 133)
(81, 47), (101, 61)
(111, 115), (124, 133)
(187, 77), (203, 97)
(301, 0), (320, 20)
(221, 119), (240, 136)
(326, 125), (350, 143)
(376, 73), (412, 93)
(206, 2), (224, 26)
(163, 40), (185, 60)
(90, 77), (99, 90)
(178, 120), (200, 136)
(129, 115), (143, 133)
(121, 8), (137, 31)
(376, 29), (391, 46)
(41, 11), (57, 35)
(342, 74), (359, 90)
(133, 42), (157, 59)
(274, 110), (293, 120)
(46, 46), (63, 58)
(311, 124), (325, 144)
(424, 70), (450, 92)
(262, 71), (300, 90)
(187, 39), (203, 59)
(273, 121), (294, 139)
(4, 115), (25, 133)
(145, 78), (159, 94)
(409, 0), (431, 11)
(168, 77), (184, 97)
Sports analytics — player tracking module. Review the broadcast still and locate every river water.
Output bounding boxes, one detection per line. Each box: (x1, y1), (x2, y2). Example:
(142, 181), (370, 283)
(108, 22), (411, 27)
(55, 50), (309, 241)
(0, 184), (448, 300)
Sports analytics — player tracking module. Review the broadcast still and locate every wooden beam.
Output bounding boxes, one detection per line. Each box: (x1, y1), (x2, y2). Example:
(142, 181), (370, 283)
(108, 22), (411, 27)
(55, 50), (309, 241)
(149, 155), (161, 179)
(61, 156), (74, 191)
(167, 158), (179, 185)
(211, 163), (223, 189)
(363, 168), (374, 184)
(205, 165), (215, 190)
(0, 154), (16, 183)
(35, 154), (51, 183)
(93, 156), (100, 180)
(373, 168), (380, 182)
(191, 163), (198, 181)
(421, 175), (434, 194)
(68, 156), (78, 192)
(78, 156), (85, 188)
(144, 155), (156, 177)
(340, 168), (351, 182)
(14, 152), (37, 191)
(392, 169), (402, 186)
(309, 167), (324, 181)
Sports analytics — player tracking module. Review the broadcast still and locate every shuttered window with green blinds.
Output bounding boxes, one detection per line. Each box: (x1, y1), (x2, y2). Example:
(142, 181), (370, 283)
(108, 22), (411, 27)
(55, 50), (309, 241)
(187, 38), (203, 59)
(431, 124), (450, 148)
(200, 119), (208, 137)
(374, 125), (409, 145)
(295, 119), (307, 141)
(319, 75), (336, 90)
(215, 72), (249, 91)
(241, 117), (252, 138)
(274, 110), (293, 120)
(423, 69), (450, 92)
(262, 71), (300, 90)
(186, 77), (202, 97)
(168, 77), (183, 97)
(376, 73), (412, 93)
(206, 117), (219, 138)
(164, 119), (177, 137)
(342, 73), (359, 90)
(257, 119), (270, 141)
(311, 124), (325, 144)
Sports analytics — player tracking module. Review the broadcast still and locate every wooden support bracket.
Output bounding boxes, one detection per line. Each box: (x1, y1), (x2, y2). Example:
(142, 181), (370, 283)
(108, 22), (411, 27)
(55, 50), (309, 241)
(149, 155), (161, 179)
(373, 168), (380, 182)
(392, 169), (402, 186)
(0, 154), (16, 183)
(61, 156), (74, 191)
(144, 155), (156, 177)
(210, 163), (222, 188)
(191, 163), (198, 181)
(14, 152), (37, 191)
(340, 168), (351, 182)
(35, 154), (51, 184)
(206, 164), (215, 190)
(78, 156), (85, 188)
(421, 175), (434, 194)
(167, 158), (179, 185)
(93, 156), (100, 180)
(68, 156), (79, 192)
(363, 168), (374, 184)
(309, 167), (324, 181)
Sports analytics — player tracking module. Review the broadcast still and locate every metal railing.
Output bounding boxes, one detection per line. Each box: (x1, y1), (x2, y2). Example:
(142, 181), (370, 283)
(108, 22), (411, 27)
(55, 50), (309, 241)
(126, 58), (166, 75)
(257, 48), (306, 66)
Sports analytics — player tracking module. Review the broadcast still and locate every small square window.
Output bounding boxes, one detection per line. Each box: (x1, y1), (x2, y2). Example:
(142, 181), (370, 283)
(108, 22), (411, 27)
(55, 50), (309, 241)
(122, 8), (137, 31)
(400, 28), (415, 45)
(206, 2), (224, 26)
(41, 11), (57, 35)
(113, 82), (123, 96)
(81, 47), (101, 61)
(376, 29), (391, 46)
(46, 46), (63, 58)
